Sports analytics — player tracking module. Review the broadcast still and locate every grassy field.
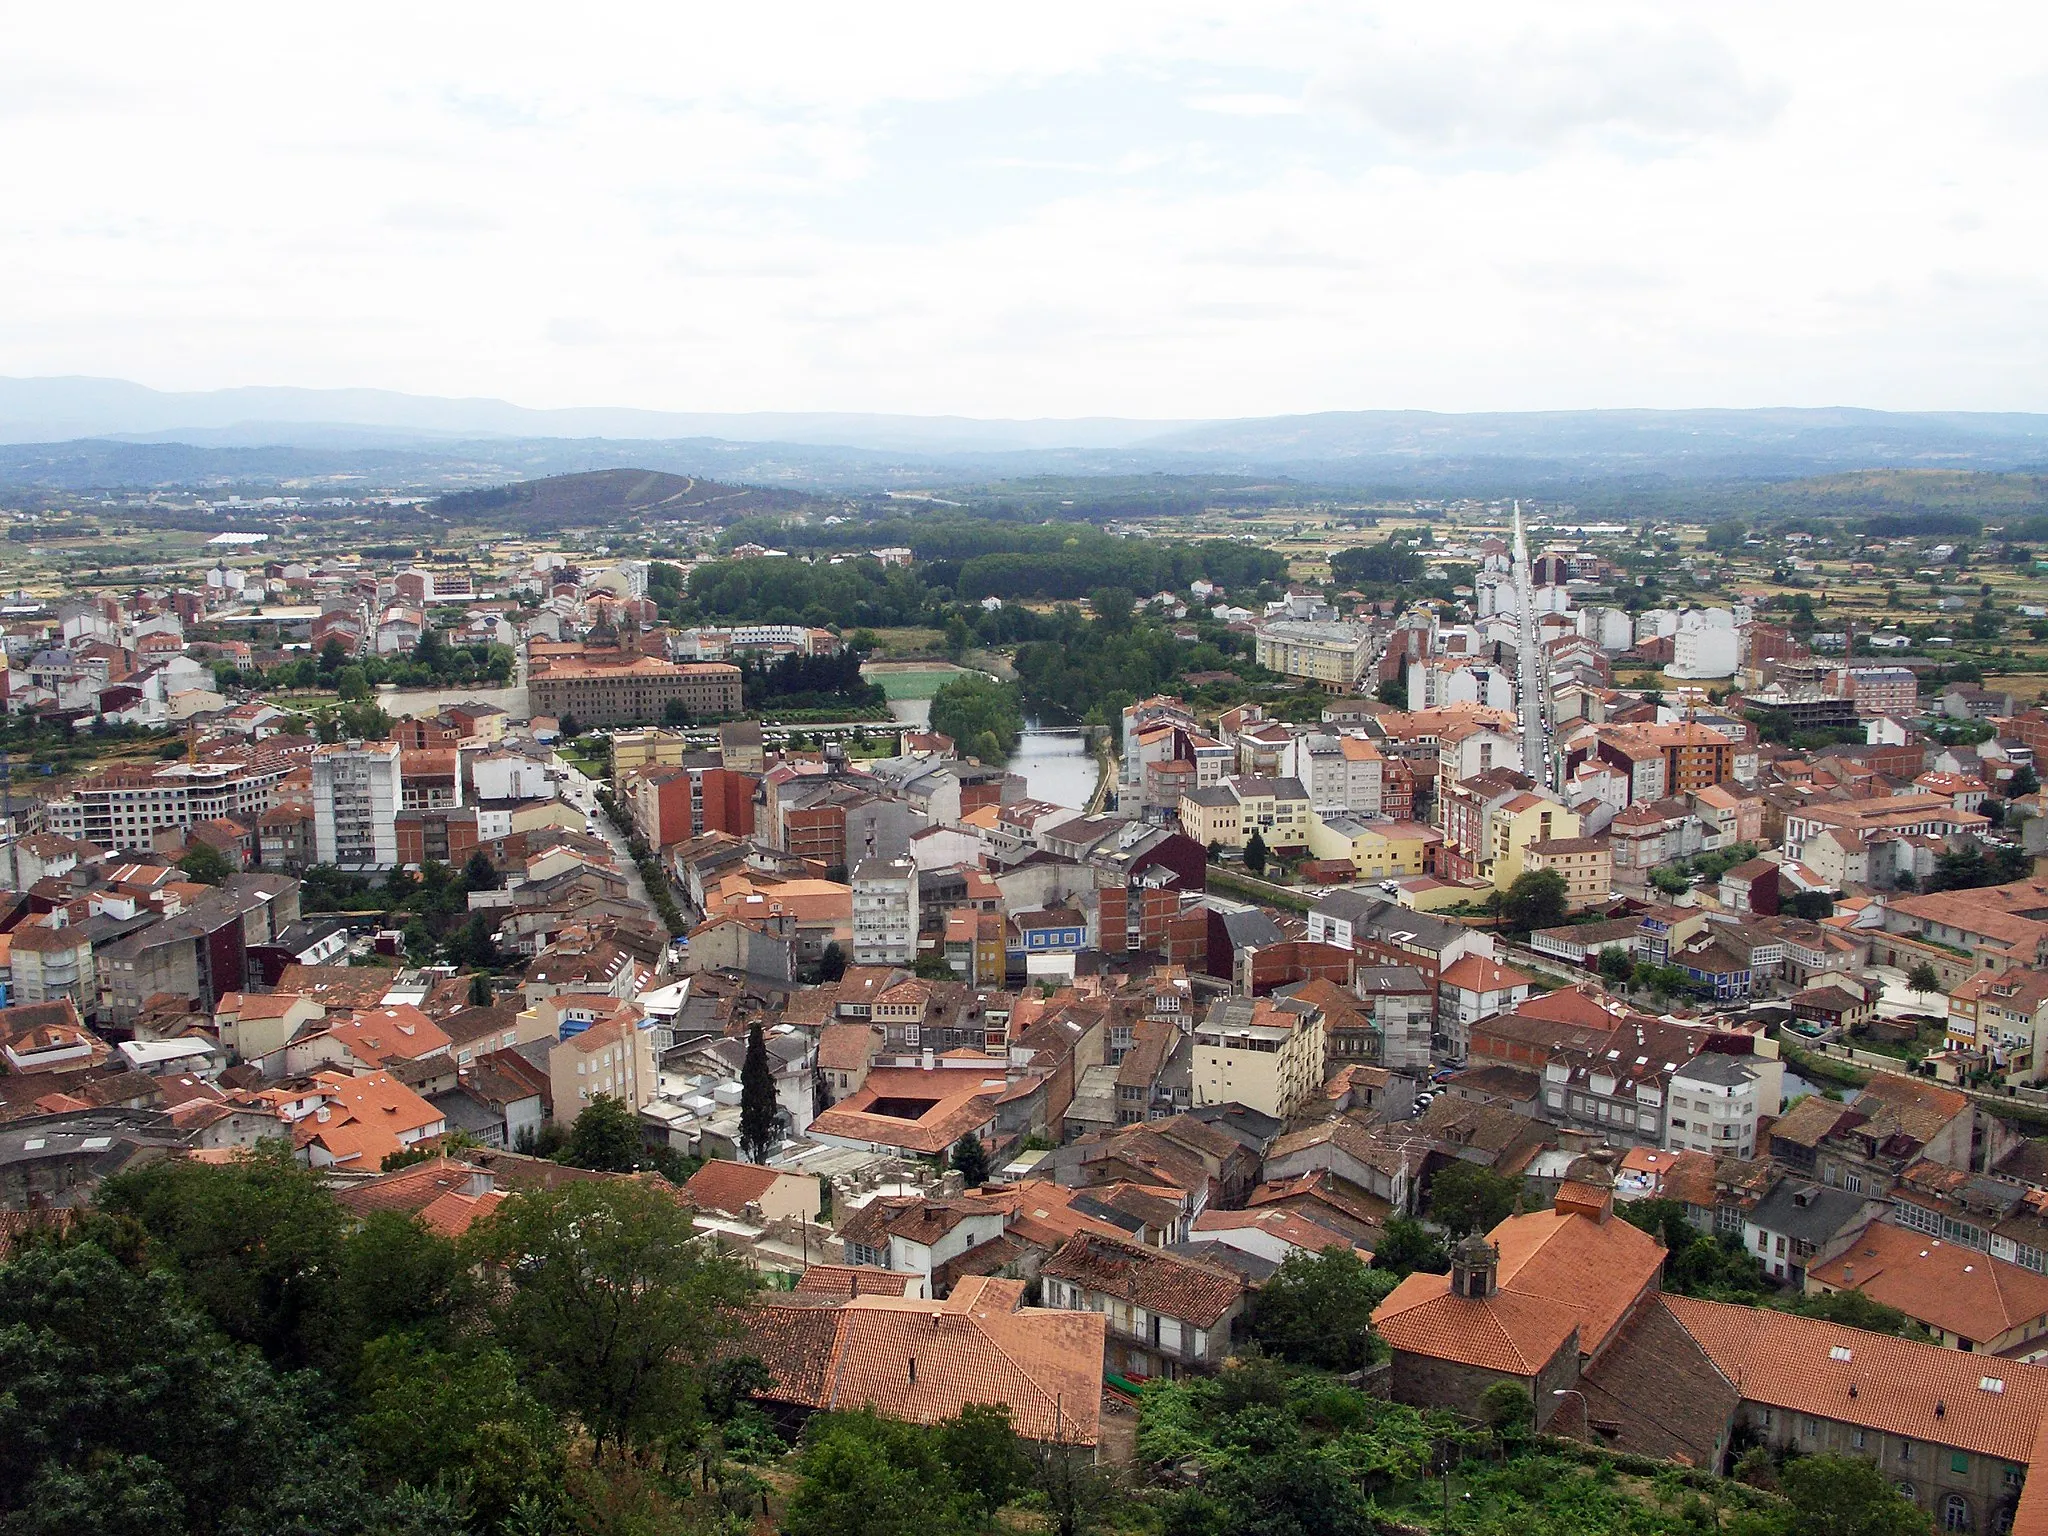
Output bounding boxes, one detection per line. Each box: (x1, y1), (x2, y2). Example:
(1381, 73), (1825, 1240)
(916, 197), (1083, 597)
(862, 662), (971, 700)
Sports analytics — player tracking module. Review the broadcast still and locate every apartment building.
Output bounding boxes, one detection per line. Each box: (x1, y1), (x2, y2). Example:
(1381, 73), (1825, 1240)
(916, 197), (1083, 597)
(1516, 835), (1610, 910)
(1663, 1053), (1763, 1160)
(851, 855), (919, 966)
(1191, 995), (1327, 1119)
(312, 740), (402, 868)
(43, 753), (300, 852)
(1253, 619), (1371, 691)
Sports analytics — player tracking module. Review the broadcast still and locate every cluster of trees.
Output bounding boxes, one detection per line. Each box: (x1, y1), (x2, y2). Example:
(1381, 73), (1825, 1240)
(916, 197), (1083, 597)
(929, 675), (1025, 763)
(1, 1149), (763, 1535)
(1330, 537), (1424, 589)
(1926, 842), (2030, 892)
(235, 633), (514, 698)
(686, 558), (936, 629)
(737, 648), (884, 713)
(1135, 1352), (1929, 1536)
(296, 854), (508, 972)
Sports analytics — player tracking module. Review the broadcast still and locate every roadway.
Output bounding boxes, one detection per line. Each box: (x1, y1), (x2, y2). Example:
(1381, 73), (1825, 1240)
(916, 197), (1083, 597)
(1510, 499), (1552, 789)
(551, 754), (655, 913)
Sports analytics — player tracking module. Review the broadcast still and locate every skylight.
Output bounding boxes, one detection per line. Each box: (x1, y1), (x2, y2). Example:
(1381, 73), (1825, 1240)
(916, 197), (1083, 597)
(79, 1136), (112, 1151)
(1829, 1346), (1854, 1362)
(1981, 1377), (2006, 1394)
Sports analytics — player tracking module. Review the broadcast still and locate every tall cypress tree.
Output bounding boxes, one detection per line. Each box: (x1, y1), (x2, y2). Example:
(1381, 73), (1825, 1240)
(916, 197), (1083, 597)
(739, 1020), (778, 1164)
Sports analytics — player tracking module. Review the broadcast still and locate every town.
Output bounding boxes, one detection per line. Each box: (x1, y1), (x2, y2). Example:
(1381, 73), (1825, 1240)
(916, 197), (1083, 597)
(8, 474), (2048, 1534)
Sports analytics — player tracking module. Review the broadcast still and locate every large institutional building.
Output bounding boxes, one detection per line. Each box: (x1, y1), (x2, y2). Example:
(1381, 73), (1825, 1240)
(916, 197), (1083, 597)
(527, 642), (742, 727)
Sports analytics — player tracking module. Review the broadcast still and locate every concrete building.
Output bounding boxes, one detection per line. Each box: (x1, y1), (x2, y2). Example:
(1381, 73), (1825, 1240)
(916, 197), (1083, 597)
(313, 740), (402, 868)
(851, 855), (919, 967)
(1253, 619), (1372, 692)
(1192, 995), (1327, 1119)
(1663, 1053), (1763, 1160)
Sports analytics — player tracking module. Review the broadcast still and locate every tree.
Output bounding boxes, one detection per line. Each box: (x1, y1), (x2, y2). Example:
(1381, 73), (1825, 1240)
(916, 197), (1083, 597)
(1243, 829), (1270, 876)
(1907, 961), (1942, 995)
(784, 1410), (972, 1536)
(951, 1131), (991, 1186)
(1598, 946), (1636, 987)
(1426, 1162), (1522, 1237)
(913, 952), (957, 981)
(1206, 1444), (1372, 1536)
(555, 1095), (644, 1174)
(176, 841), (233, 886)
(1371, 1217), (1448, 1277)
(319, 636), (348, 674)
(1785, 890), (1836, 919)
(1375, 675), (1407, 709)
(1783, 1287), (1916, 1335)
(98, 1142), (347, 1370)
(1249, 1247), (1397, 1370)
(739, 1020), (779, 1164)
(466, 1181), (754, 1460)
(556, 713), (581, 741)
(461, 849), (501, 891)
(352, 1337), (565, 1531)
(1087, 586), (1135, 632)
(936, 1404), (1027, 1523)
(2010, 765), (2041, 799)
(1499, 868), (1568, 933)
(818, 941), (847, 982)
(929, 675), (1024, 763)
(1763, 1454), (1934, 1536)
(469, 973), (494, 1006)
(336, 665), (371, 703)
(1478, 1379), (1533, 1445)
(662, 697), (692, 726)
(334, 1209), (471, 1360)
(0, 1240), (384, 1536)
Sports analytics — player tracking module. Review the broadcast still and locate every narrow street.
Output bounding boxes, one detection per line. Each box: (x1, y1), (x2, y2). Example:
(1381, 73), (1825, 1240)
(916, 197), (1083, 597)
(552, 754), (654, 913)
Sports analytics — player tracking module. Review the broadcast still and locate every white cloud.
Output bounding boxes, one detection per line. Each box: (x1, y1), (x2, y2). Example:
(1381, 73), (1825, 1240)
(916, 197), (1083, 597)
(0, 2), (2045, 416)
(1314, 22), (1785, 150)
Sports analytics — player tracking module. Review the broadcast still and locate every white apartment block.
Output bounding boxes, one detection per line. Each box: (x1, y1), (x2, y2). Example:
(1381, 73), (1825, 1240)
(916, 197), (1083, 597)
(1664, 1054), (1762, 1160)
(313, 741), (402, 868)
(851, 854), (919, 966)
(44, 757), (298, 852)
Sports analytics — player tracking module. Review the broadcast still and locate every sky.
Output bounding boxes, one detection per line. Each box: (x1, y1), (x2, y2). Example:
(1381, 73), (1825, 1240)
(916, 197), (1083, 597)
(5, 2), (2047, 419)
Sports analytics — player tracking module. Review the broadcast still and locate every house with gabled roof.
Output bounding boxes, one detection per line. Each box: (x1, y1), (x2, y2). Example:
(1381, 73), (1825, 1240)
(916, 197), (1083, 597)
(740, 1275), (1105, 1446)
(1373, 1181), (1665, 1422)
(1039, 1229), (1247, 1381)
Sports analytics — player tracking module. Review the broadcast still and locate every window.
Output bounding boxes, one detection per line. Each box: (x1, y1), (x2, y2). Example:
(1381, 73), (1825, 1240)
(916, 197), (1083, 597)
(1952, 1452), (1971, 1476)
(1899, 1441), (1915, 1464)
(1852, 1429), (1866, 1450)
(1944, 1494), (1972, 1531)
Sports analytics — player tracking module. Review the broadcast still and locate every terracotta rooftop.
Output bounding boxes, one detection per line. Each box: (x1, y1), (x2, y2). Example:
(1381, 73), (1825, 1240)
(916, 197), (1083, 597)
(683, 1157), (797, 1216)
(1806, 1221), (2048, 1347)
(743, 1276), (1105, 1444)
(1040, 1231), (1245, 1327)
(1663, 1292), (2048, 1463)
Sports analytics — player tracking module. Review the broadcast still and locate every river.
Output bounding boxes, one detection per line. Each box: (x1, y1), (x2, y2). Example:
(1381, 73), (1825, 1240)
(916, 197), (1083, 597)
(878, 698), (1097, 808)
(1007, 722), (1099, 810)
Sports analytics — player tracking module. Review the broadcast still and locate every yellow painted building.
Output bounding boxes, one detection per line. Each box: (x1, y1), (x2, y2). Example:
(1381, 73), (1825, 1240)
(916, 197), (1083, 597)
(1307, 812), (1441, 879)
(1519, 836), (1613, 911)
(1178, 786), (1243, 848)
(1192, 997), (1327, 1119)
(610, 729), (695, 773)
(1489, 793), (1582, 891)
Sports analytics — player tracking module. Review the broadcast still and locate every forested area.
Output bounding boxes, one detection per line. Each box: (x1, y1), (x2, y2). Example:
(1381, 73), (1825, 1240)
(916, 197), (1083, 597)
(0, 1154), (1939, 1536)
(677, 528), (1284, 626)
(928, 674), (1025, 762)
(0, 1152), (759, 1535)
(737, 649), (885, 713)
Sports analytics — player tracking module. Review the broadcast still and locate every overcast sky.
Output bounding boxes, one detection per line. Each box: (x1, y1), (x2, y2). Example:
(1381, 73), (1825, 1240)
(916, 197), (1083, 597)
(6, 3), (2046, 419)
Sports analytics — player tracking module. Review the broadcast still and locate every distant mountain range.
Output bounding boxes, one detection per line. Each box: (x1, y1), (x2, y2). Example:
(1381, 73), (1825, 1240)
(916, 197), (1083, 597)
(2, 376), (2047, 493)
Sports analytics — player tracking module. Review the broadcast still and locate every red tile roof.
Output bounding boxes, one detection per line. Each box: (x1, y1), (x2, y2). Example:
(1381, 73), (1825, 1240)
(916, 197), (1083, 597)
(1663, 1293), (2048, 1463)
